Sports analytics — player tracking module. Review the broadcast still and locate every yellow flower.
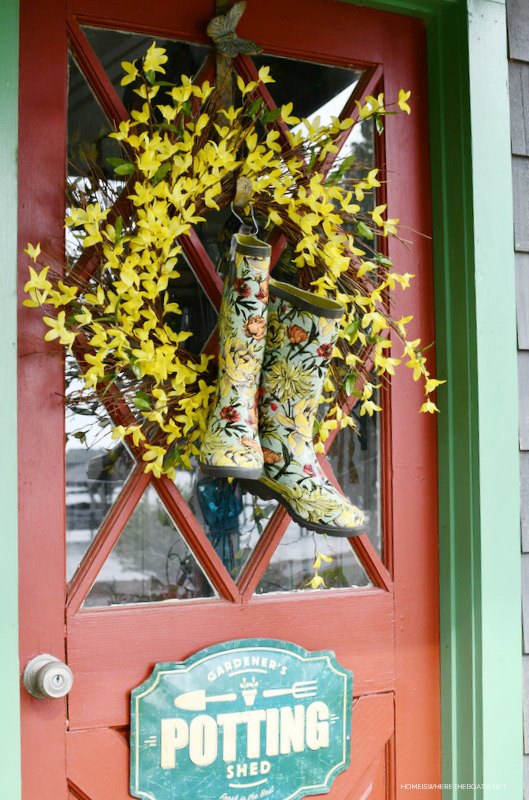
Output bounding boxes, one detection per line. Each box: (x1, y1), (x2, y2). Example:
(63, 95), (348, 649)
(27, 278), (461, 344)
(48, 281), (78, 308)
(23, 265), (52, 307)
(307, 574), (326, 590)
(258, 65), (275, 84)
(42, 311), (76, 349)
(143, 42), (168, 75)
(398, 89), (412, 115)
(425, 378), (446, 393)
(420, 400), (439, 414)
(370, 204), (387, 227)
(142, 444), (166, 478)
(169, 76), (198, 105)
(24, 242), (41, 261)
(75, 307), (93, 326)
(236, 74), (259, 95)
(157, 104), (177, 122)
(360, 399), (382, 416)
(405, 352), (427, 381)
(382, 217), (399, 236)
(195, 81), (214, 101)
(83, 351), (107, 387)
(110, 120), (132, 141)
(355, 92), (385, 119)
(267, 209), (282, 227)
(219, 106), (241, 122)
(280, 102), (300, 126)
(121, 61), (138, 86)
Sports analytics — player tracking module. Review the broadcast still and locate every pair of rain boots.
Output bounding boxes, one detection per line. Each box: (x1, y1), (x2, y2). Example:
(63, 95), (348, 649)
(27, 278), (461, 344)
(199, 233), (365, 537)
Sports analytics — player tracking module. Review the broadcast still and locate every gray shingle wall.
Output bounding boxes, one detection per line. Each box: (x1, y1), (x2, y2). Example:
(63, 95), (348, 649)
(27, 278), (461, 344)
(507, 0), (529, 790)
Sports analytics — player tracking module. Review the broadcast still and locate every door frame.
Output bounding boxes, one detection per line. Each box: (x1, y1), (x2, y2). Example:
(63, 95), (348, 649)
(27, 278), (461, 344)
(1, 0), (522, 797)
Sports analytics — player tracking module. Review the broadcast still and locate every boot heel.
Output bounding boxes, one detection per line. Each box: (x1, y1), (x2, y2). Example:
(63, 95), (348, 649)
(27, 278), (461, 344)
(240, 479), (276, 502)
(253, 280), (366, 536)
(202, 466), (263, 480)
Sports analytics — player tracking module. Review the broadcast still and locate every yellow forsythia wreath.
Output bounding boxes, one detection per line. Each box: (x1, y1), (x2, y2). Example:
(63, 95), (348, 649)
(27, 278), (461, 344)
(24, 43), (443, 478)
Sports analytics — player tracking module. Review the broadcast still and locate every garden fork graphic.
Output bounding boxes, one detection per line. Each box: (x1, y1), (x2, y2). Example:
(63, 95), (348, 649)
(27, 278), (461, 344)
(262, 680), (318, 700)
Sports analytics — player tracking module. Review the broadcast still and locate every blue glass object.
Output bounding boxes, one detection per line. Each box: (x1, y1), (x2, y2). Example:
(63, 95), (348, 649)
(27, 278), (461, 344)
(196, 478), (243, 571)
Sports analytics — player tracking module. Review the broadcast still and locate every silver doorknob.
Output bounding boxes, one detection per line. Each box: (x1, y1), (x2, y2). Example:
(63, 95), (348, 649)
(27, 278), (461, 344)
(23, 654), (74, 699)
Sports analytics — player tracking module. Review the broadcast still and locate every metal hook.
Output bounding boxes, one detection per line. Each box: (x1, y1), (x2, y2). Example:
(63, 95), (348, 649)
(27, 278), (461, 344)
(249, 205), (259, 235)
(230, 201), (259, 235)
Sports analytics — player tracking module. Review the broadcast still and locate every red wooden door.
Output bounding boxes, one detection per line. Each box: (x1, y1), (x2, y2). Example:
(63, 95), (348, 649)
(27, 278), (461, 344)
(18, 1), (440, 798)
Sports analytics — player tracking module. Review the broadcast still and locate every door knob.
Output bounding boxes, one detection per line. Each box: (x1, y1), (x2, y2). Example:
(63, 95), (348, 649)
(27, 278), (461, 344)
(23, 654), (74, 699)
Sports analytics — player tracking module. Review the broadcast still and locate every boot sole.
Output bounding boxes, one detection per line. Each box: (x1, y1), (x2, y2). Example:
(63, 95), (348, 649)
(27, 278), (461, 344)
(200, 465), (263, 480)
(240, 479), (363, 538)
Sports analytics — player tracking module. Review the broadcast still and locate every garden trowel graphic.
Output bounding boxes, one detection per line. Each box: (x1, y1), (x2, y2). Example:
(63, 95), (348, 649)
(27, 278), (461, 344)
(174, 689), (237, 711)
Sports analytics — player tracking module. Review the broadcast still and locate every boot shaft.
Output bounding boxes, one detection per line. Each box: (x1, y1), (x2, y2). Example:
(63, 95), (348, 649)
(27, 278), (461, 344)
(246, 278), (365, 536)
(259, 278), (344, 462)
(199, 233), (271, 478)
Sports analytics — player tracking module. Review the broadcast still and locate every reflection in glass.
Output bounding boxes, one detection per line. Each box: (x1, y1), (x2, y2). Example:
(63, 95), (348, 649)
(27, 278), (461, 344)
(64, 33), (382, 599)
(66, 400), (135, 582)
(82, 27), (210, 112)
(170, 466), (373, 593)
(67, 56), (123, 180)
(84, 485), (216, 607)
(328, 409), (381, 555)
(257, 522), (371, 594)
(253, 53), (362, 123)
(174, 467), (277, 580)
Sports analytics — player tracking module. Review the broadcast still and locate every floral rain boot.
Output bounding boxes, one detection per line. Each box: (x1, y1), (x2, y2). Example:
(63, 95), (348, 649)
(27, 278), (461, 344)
(199, 233), (271, 479)
(243, 278), (365, 536)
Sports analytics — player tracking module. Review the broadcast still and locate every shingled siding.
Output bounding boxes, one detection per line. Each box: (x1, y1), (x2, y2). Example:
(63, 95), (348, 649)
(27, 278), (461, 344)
(507, 0), (529, 792)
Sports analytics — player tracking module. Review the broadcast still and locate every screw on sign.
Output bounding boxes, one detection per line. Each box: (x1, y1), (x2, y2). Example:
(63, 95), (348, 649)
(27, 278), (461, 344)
(130, 640), (353, 800)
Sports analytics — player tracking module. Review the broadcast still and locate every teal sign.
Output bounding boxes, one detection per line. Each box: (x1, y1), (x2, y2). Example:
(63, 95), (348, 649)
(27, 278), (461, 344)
(130, 639), (352, 800)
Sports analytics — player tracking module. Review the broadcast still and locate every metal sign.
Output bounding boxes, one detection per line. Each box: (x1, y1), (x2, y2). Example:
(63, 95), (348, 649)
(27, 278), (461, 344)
(130, 639), (353, 800)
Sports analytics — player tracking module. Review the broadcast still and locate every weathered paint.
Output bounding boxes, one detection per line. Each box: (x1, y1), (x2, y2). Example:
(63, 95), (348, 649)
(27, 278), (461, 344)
(0, 0), (20, 796)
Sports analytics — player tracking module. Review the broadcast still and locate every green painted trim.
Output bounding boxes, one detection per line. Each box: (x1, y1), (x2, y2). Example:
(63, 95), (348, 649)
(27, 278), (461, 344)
(337, 0), (456, 20)
(427, 5), (484, 793)
(429, 1), (522, 797)
(0, 0), (20, 797)
(466, 1), (522, 794)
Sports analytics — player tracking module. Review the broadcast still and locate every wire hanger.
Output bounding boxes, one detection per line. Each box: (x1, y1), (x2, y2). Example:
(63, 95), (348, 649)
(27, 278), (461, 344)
(230, 201), (259, 235)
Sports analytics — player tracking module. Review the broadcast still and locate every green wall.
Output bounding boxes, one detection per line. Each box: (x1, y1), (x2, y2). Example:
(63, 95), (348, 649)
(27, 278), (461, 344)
(0, 0), (20, 796)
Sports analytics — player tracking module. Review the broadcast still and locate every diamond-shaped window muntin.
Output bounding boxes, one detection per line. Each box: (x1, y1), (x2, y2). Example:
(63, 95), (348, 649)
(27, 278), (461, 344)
(66, 23), (389, 608)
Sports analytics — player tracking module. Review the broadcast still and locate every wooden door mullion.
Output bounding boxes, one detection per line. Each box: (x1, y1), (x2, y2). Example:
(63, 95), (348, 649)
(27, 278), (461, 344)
(67, 16), (129, 127)
(179, 230), (224, 309)
(319, 64), (383, 176)
(154, 476), (242, 601)
(236, 55), (293, 149)
(67, 464), (150, 614)
(237, 506), (293, 600)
